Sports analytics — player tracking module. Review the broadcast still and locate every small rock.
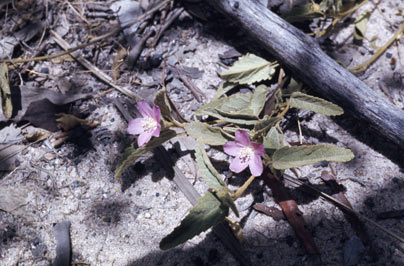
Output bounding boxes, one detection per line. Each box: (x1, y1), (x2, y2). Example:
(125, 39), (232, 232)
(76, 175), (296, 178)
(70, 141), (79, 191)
(144, 212), (151, 219)
(43, 152), (56, 161)
(70, 180), (78, 188)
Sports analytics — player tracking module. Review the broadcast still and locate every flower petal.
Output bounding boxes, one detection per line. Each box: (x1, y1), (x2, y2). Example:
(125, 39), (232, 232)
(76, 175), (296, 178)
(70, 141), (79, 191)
(152, 105), (161, 122)
(249, 154), (263, 176)
(251, 142), (265, 156)
(229, 156), (249, 173)
(137, 132), (153, 147)
(152, 123), (161, 137)
(127, 118), (144, 135)
(137, 101), (154, 117)
(235, 130), (251, 146)
(223, 141), (242, 156)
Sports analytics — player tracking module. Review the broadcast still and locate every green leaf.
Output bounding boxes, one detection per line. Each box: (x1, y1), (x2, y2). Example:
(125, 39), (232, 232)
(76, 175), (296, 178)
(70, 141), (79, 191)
(282, 78), (300, 95)
(195, 141), (226, 191)
(289, 92), (344, 116)
(153, 89), (171, 119)
(184, 121), (228, 146)
(215, 189), (239, 217)
(220, 53), (278, 85)
(216, 93), (257, 119)
(272, 144), (354, 170)
(213, 82), (236, 100)
(114, 129), (177, 179)
(264, 126), (284, 151)
(249, 85), (267, 116)
(0, 63), (12, 118)
(354, 11), (370, 41)
(253, 116), (281, 132)
(159, 191), (229, 250)
(283, 2), (324, 22)
(195, 94), (259, 125)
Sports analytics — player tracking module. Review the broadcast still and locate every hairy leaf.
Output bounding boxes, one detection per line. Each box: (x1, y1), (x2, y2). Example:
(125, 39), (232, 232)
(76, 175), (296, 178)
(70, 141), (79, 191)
(249, 84), (267, 116)
(220, 53), (278, 85)
(253, 116), (281, 132)
(159, 191), (229, 250)
(153, 89), (171, 119)
(195, 141), (226, 191)
(213, 82), (236, 100)
(184, 121), (228, 146)
(195, 94), (259, 125)
(272, 144), (354, 169)
(114, 129), (177, 179)
(264, 126), (284, 151)
(289, 92), (344, 116)
(216, 93), (257, 119)
(0, 63), (12, 118)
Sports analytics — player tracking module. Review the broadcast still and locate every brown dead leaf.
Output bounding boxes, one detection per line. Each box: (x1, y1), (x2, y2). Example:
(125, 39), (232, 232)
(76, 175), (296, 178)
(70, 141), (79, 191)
(253, 203), (285, 221)
(56, 113), (98, 131)
(112, 47), (127, 82)
(263, 169), (320, 255)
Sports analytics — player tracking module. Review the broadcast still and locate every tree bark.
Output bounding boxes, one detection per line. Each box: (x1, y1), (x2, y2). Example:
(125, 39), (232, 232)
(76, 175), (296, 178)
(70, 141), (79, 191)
(205, 0), (404, 150)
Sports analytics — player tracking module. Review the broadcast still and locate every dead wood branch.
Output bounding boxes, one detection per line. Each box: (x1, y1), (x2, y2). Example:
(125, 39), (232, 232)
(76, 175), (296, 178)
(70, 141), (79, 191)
(204, 0), (404, 150)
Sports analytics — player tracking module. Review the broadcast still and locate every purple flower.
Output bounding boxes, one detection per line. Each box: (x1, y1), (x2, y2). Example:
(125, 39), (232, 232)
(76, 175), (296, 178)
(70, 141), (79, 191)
(127, 101), (161, 147)
(223, 130), (265, 176)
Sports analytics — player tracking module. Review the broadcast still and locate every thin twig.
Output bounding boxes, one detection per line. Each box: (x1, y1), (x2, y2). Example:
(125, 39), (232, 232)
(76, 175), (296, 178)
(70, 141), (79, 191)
(51, 30), (140, 100)
(350, 21), (404, 73)
(174, 64), (204, 102)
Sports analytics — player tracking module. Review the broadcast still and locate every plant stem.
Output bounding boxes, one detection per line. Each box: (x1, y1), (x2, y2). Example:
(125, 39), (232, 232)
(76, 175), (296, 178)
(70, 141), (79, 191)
(232, 175), (255, 200)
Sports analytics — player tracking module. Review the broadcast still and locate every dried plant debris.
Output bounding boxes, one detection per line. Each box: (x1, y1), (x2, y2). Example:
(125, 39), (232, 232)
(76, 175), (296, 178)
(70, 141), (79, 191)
(0, 63), (12, 119)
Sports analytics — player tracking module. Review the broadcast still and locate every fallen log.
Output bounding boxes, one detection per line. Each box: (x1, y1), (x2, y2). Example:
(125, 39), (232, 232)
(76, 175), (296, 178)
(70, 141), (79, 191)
(204, 0), (404, 150)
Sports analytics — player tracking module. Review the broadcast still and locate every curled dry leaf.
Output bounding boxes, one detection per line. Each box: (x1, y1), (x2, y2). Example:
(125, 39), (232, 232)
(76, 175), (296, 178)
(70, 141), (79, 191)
(56, 113), (99, 131)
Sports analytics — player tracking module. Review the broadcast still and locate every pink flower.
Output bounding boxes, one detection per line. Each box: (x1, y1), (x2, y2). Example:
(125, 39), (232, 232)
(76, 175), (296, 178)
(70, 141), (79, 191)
(223, 130), (265, 176)
(127, 101), (161, 147)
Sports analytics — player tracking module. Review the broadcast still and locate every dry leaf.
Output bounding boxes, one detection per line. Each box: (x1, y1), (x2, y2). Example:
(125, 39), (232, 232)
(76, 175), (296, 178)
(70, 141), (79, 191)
(56, 113), (99, 131)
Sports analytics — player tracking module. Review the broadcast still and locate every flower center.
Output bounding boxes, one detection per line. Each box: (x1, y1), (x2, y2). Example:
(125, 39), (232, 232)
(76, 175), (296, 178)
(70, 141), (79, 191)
(239, 146), (254, 163)
(141, 116), (157, 132)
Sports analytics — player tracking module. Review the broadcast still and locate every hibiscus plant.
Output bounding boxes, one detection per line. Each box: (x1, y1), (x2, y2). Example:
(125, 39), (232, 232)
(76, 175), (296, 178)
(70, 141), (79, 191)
(115, 53), (354, 250)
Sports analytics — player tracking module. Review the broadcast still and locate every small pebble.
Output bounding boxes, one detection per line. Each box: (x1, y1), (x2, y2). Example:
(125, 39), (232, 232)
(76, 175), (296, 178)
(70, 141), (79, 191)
(40, 67), (49, 74)
(72, 180), (79, 188)
(386, 52), (392, 58)
(43, 153), (56, 161)
(144, 212), (151, 219)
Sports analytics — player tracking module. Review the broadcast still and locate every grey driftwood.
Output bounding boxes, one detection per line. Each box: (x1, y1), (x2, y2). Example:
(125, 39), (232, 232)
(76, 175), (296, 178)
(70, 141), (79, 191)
(205, 0), (404, 150)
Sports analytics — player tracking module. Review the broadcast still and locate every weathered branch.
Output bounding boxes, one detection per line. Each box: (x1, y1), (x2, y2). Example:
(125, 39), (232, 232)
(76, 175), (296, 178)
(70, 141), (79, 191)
(204, 0), (404, 150)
